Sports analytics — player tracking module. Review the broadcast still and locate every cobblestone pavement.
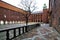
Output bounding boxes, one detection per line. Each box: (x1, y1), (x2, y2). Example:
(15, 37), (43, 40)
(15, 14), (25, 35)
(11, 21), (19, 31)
(13, 24), (60, 40)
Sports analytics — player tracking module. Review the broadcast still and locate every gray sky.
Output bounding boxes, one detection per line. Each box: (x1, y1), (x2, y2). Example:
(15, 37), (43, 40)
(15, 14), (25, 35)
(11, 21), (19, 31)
(2, 0), (49, 12)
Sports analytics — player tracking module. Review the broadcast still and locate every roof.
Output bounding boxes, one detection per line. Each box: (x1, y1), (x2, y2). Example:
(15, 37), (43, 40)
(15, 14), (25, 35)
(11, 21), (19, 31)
(32, 11), (43, 14)
(0, 1), (28, 14)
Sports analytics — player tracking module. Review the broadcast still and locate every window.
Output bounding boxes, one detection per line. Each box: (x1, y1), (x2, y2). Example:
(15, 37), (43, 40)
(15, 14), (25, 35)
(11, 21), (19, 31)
(59, 17), (60, 25)
(54, 0), (56, 6)
(51, 0), (56, 7)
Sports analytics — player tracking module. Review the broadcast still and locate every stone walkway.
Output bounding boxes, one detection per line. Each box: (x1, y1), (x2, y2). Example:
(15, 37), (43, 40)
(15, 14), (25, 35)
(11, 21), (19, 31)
(13, 24), (60, 40)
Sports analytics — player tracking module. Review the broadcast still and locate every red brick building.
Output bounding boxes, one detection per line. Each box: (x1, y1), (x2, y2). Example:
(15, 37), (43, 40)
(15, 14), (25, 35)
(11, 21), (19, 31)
(29, 12), (42, 22)
(28, 4), (49, 23)
(0, 1), (27, 24)
(0, 1), (49, 24)
(29, 8), (49, 23)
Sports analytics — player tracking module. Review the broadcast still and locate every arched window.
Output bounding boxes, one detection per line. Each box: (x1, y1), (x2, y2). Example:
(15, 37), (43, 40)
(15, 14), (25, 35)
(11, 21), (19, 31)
(59, 18), (60, 25)
(1, 20), (4, 24)
(53, 0), (56, 6)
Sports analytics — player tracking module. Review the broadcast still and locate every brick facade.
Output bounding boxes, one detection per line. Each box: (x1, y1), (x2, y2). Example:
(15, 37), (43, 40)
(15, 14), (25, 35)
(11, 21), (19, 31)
(29, 13), (42, 22)
(0, 1), (49, 24)
(42, 9), (49, 23)
(28, 8), (49, 23)
(0, 7), (25, 21)
(49, 0), (60, 33)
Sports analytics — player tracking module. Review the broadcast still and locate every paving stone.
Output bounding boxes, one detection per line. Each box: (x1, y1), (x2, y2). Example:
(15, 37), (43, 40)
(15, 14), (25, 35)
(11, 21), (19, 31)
(13, 24), (60, 40)
(33, 37), (42, 40)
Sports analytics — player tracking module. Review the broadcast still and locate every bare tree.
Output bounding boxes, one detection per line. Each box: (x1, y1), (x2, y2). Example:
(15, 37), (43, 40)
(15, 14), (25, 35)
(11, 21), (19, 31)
(19, 0), (37, 25)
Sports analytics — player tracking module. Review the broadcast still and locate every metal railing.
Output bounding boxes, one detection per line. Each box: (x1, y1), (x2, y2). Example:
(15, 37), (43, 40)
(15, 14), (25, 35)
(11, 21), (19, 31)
(0, 23), (40, 40)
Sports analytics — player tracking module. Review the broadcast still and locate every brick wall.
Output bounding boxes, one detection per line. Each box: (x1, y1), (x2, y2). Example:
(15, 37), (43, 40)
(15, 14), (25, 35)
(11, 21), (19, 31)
(49, 0), (60, 33)
(0, 7), (49, 23)
(0, 1), (49, 23)
(42, 9), (49, 23)
(0, 7), (25, 21)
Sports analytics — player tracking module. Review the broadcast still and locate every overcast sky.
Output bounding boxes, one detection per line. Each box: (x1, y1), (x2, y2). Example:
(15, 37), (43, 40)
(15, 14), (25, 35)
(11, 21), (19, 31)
(2, 0), (49, 12)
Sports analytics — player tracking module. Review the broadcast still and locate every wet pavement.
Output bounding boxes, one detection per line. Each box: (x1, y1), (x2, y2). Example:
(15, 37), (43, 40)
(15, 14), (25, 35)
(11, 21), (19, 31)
(0, 22), (38, 29)
(13, 23), (60, 40)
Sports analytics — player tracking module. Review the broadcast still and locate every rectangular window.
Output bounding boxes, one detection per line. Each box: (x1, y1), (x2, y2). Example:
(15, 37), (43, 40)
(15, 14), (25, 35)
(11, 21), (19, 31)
(51, 0), (56, 8)
(54, 0), (56, 6)
(59, 18), (60, 25)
